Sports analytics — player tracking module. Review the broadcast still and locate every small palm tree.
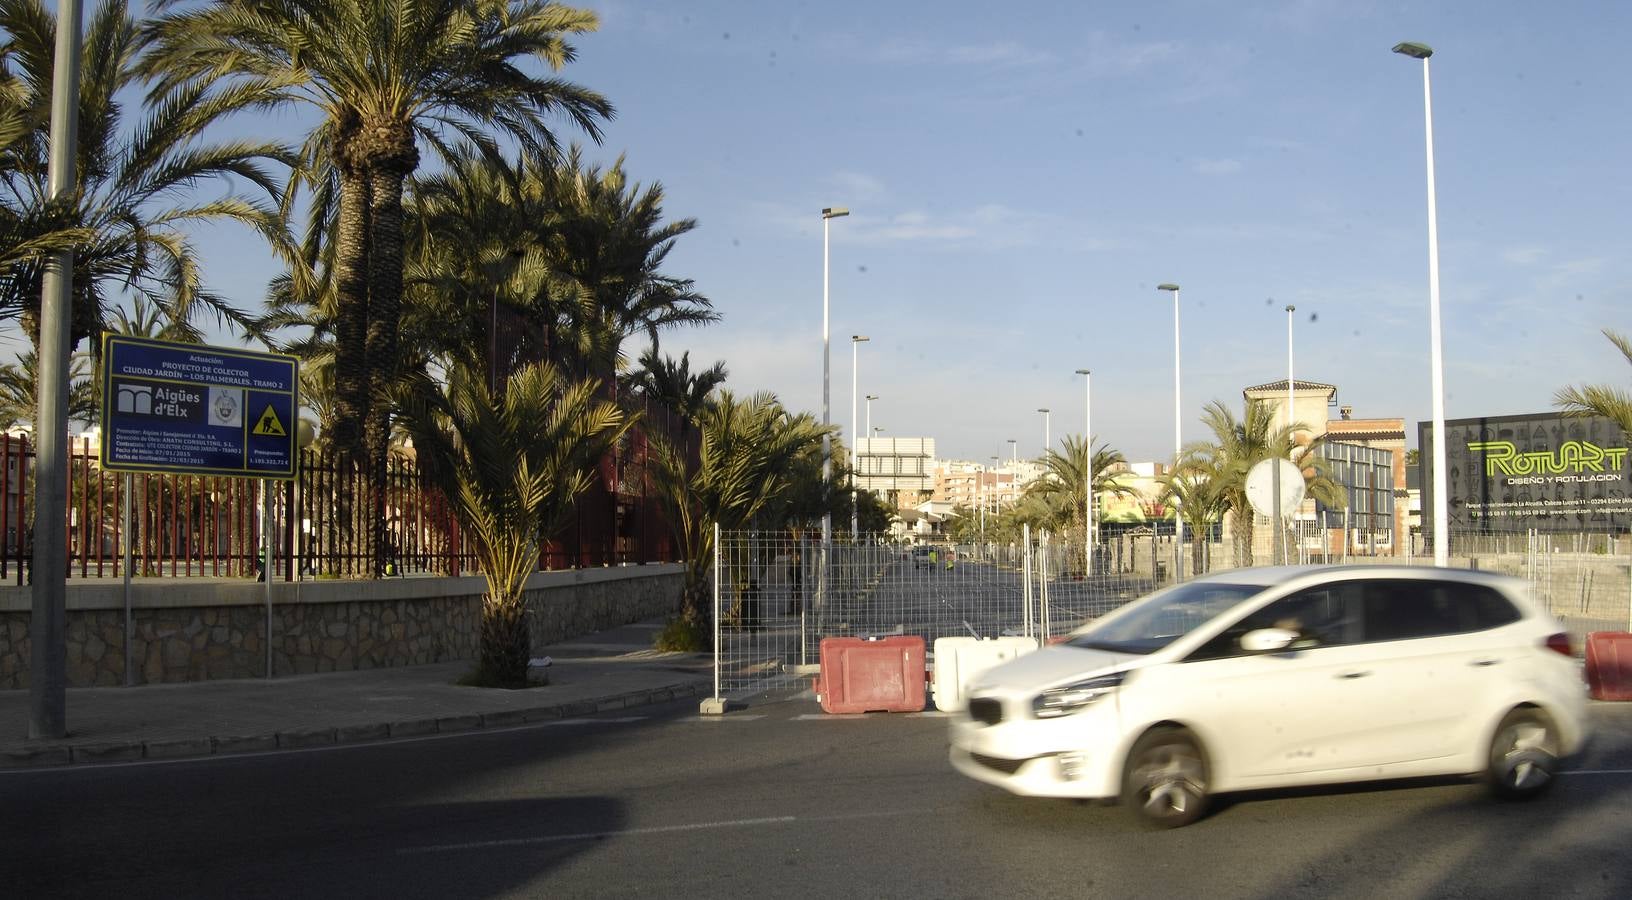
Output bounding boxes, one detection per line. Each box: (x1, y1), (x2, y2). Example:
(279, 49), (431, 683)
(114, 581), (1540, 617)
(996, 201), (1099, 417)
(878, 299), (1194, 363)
(1022, 434), (1134, 561)
(394, 359), (633, 686)
(1192, 399), (1344, 567)
(1555, 329), (1632, 434)
(648, 391), (833, 631)
(1161, 452), (1229, 575)
(623, 345), (728, 427)
(0, 348), (99, 429)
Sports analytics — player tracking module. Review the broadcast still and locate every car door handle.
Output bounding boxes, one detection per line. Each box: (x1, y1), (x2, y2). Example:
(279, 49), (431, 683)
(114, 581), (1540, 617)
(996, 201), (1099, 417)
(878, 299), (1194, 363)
(1336, 670), (1372, 679)
(1470, 658), (1502, 667)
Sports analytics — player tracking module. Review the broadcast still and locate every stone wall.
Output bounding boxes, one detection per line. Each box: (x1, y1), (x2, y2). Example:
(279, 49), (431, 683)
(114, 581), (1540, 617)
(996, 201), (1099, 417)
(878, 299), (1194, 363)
(0, 564), (680, 689)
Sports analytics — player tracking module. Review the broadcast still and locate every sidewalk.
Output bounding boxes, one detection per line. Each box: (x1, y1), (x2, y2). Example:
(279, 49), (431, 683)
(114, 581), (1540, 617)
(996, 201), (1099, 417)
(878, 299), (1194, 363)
(0, 619), (711, 769)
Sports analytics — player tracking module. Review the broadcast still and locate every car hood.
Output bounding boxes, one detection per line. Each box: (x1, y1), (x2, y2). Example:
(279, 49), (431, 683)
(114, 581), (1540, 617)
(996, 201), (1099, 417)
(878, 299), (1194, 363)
(968, 644), (1141, 696)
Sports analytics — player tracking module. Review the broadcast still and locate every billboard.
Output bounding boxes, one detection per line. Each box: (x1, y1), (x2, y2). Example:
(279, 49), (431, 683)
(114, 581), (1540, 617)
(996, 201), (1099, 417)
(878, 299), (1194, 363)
(1420, 412), (1631, 533)
(100, 335), (299, 479)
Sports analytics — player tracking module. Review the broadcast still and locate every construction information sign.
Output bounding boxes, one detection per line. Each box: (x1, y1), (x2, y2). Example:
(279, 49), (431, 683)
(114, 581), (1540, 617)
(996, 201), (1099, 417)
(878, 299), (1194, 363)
(100, 335), (299, 479)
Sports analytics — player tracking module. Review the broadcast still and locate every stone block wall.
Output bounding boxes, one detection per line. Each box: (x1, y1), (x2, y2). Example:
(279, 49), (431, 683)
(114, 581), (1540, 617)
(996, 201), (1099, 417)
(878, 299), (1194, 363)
(0, 564), (680, 689)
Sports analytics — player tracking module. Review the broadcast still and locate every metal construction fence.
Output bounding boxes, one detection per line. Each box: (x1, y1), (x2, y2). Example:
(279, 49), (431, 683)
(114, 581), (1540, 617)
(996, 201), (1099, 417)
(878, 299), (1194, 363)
(710, 526), (1632, 703)
(709, 527), (1180, 701)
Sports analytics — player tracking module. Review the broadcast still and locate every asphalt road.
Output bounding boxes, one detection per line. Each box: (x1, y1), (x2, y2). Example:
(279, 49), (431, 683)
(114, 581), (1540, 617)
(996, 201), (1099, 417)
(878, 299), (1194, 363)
(6, 695), (1632, 900)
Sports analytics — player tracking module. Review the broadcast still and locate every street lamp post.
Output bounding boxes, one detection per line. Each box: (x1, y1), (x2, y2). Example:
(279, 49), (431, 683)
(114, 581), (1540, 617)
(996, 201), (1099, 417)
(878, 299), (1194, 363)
(821, 207), (848, 574)
(1158, 283), (1183, 581)
(1007, 439), (1017, 463)
(1076, 369), (1093, 577)
(1393, 41), (1448, 568)
(865, 394), (878, 444)
(991, 455), (1001, 516)
(850, 334), (869, 539)
(1037, 408), (1051, 458)
(1277, 305), (1296, 565)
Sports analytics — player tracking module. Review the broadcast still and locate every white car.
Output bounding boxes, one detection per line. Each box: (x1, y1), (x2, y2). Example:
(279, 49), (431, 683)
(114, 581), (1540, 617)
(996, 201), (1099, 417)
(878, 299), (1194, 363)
(949, 565), (1589, 828)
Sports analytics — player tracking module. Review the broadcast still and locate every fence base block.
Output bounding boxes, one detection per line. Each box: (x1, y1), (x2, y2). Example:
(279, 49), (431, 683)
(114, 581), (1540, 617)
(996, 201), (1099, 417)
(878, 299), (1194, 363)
(698, 697), (730, 715)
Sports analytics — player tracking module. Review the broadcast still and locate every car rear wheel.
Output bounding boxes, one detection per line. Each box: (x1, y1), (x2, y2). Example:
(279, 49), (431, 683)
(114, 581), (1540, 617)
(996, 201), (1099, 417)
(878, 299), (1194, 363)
(1486, 707), (1559, 801)
(1122, 727), (1209, 828)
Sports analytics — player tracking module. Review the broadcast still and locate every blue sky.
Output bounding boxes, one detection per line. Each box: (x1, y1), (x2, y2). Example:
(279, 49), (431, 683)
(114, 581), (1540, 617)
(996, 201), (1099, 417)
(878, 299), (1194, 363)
(73, 1), (1632, 462)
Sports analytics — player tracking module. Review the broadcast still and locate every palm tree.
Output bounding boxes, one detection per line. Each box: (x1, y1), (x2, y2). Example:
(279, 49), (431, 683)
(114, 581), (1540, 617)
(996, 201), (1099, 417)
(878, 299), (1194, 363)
(0, 348), (99, 429)
(623, 344), (727, 426)
(1022, 434), (1134, 563)
(1161, 452), (1229, 575)
(1555, 328), (1632, 434)
(1191, 399), (1344, 567)
(530, 150), (715, 379)
(141, 0), (614, 573)
(0, 0), (293, 352)
(394, 359), (632, 686)
(648, 391), (833, 633)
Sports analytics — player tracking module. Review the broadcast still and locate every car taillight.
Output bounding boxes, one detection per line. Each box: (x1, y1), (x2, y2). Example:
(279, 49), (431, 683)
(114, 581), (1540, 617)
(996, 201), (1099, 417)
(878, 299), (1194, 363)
(1544, 632), (1573, 657)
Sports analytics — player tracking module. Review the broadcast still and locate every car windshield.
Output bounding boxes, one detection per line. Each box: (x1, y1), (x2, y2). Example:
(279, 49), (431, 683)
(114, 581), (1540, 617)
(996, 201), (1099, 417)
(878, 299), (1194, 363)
(1067, 582), (1266, 655)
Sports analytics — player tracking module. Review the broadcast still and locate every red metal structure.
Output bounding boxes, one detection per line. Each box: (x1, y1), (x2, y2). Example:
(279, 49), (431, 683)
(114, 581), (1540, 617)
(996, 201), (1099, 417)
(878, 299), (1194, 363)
(0, 398), (684, 581)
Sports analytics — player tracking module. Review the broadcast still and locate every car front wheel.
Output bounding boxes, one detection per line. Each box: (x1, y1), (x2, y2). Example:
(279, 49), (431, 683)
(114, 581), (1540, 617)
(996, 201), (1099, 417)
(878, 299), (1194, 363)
(1487, 707), (1560, 801)
(1122, 727), (1209, 828)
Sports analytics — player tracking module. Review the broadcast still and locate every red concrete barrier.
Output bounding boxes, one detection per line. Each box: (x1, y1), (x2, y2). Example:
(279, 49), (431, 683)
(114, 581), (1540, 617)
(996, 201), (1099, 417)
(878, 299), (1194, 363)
(814, 636), (927, 714)
(1585, 632), (1632, 701)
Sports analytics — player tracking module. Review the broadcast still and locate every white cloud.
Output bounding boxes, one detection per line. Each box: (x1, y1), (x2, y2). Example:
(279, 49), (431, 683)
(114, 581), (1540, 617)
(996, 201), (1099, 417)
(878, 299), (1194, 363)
(1193, 158), (1244, 176)
(1501, 246), (1546, 266)
(827, 171), (887, 201)
(870, 38), (1056, 69)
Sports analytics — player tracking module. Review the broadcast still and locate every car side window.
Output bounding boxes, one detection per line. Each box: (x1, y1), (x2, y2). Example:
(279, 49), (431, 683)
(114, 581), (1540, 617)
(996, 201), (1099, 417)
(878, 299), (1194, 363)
(1187, 585), (1358, 661)
(1356, 579), (1517, 642)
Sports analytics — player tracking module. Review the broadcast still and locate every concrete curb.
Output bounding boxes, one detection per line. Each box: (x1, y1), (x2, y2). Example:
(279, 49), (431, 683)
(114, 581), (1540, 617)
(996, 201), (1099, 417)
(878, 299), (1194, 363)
(0, 679), (708, 771)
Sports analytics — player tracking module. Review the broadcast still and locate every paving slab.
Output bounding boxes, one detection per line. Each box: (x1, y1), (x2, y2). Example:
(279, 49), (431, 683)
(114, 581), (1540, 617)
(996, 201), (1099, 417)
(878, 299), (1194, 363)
(0, 619), (710, 769)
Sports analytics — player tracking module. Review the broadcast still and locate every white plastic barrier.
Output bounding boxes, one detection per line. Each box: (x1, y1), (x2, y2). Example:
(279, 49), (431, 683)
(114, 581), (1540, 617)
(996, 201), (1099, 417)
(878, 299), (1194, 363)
(932, 635), (1040, 712)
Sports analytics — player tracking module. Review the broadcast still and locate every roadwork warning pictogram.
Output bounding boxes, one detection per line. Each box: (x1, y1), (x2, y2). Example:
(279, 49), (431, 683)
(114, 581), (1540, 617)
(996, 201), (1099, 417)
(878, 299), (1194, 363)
(252, 405), (287, 437)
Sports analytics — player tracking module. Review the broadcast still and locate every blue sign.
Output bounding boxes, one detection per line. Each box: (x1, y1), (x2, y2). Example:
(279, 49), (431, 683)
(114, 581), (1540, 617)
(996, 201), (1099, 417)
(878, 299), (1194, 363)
(100, 336), (300, 479)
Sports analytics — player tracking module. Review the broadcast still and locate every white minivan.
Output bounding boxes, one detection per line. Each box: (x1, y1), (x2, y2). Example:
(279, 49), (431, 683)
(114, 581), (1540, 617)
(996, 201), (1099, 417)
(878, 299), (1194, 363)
(949, 566), (1589, 827)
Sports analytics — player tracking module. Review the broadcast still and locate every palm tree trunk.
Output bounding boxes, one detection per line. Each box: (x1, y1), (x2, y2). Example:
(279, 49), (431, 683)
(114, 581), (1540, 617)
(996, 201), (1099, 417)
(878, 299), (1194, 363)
(329, 157), (371, 461)
(360, 121), (417, 577)
(478, 589), (531, 685)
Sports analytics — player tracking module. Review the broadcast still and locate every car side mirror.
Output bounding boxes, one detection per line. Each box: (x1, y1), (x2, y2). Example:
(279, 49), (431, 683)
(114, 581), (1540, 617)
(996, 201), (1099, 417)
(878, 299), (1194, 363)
(1240, 627), (1299, 653)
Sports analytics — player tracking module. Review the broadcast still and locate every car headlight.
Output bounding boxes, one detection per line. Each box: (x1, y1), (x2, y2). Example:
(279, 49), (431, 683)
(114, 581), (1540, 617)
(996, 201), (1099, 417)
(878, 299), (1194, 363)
(1031, 672), (1125, 719)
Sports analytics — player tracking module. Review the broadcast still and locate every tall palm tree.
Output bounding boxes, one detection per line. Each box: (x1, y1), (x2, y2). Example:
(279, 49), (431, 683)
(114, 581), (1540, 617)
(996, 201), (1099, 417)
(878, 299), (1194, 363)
(141, 0), (614, 573)
(0, 0), (293, 353)
(394, 359), (632, 685)
(1191, 398), (1344, 567)
(1555, 328), (1632, 434)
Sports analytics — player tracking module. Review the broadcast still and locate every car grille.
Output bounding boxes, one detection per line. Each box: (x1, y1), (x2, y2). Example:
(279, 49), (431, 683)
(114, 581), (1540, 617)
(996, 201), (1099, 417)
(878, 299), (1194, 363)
(968, 697), (1003, 726)
(971, 752), (1026, 775)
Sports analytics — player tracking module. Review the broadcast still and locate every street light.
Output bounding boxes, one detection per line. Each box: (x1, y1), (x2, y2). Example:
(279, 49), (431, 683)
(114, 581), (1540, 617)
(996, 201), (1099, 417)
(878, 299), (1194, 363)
(1037, 408), (1051, 457)
(1007, 438), (1017, 463)
(1076, 368), (1093, 577)
(1278, 305), (1296, 565)
(1158, 283), (1183, 581)
(865, 394), (878, 443)
(991, 455), (1001, 516)
(821, 207), (847, 562)
(1393, 41), (1448, 567)
(850, 334), (870, 539)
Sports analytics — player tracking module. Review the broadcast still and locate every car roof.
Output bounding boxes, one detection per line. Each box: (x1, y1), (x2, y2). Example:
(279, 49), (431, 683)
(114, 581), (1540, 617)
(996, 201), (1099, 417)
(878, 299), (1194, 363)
(1191, 564), (1525, 590)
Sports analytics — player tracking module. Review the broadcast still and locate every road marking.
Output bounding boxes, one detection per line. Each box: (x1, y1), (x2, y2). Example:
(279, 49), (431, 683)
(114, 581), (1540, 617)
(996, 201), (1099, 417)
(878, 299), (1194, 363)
(398, 807), (946, 854)
(688, 715), (767, 722)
